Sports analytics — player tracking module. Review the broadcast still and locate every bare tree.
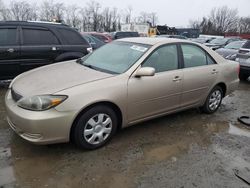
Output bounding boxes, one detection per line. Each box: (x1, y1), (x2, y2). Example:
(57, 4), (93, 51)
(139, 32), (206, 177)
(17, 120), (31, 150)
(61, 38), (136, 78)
(65, 5), (80, 28)
(209, 6), (239, 34)
(0, 0), (12, 20)
(87, 1), (101, 31)
(149, 12), (158, 26)
(9, 0), (34, 21)
(239, 17), (250, 33)
(124, 6), (132, 24)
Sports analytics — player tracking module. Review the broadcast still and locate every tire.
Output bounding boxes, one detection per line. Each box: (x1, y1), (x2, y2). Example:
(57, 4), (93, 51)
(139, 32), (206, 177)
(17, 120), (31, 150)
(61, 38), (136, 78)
(239, 73), (249, 81)
(201, 86), (223, 114)
(73, 105), (118, 150)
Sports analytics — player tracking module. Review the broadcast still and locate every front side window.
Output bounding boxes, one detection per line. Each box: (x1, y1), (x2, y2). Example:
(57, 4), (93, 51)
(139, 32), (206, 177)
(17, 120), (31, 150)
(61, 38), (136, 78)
(181, 44), (207, 68)
(0, 28), (17, 45)
(142, 45), (178, 73)
(81, 41), (150, 74)
(23, 28), (59, 45)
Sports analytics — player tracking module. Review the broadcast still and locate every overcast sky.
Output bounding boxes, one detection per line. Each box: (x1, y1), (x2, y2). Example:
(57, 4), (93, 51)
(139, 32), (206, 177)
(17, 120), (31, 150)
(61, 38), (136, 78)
(6, 0), (250, 27)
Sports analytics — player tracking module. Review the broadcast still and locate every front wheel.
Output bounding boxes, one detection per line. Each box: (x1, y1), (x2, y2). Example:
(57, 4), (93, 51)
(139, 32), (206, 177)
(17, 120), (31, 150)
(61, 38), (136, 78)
(73, 105), (118, 150)
(201, 86), (223, 114)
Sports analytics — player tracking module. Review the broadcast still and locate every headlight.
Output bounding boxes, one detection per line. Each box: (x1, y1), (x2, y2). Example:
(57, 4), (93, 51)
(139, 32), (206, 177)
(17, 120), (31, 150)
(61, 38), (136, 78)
(17, 95), (67, 111)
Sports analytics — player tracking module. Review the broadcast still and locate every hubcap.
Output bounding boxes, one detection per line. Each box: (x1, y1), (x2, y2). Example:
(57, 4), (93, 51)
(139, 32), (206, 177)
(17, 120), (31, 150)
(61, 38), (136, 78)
(84, 113), (112, 145)
(209, 90), (222, 111)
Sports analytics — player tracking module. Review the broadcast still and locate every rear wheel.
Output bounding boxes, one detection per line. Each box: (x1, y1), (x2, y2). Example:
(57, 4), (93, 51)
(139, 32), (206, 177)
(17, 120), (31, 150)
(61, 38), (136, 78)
(73, 105), (118, 150)
(201, 86), (223, 114)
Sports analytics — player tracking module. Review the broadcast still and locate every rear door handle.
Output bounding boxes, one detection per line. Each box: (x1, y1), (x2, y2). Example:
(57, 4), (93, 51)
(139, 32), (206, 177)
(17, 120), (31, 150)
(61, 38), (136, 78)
(52, 47), (58, 51)
(7, 48), (14, 53)
(173, 76), (182, 82)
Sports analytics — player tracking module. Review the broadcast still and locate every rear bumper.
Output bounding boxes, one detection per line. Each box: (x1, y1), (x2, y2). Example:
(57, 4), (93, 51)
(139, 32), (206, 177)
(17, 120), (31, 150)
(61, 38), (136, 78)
(5, 89), (77, 145)
(226, 79), (239, 96)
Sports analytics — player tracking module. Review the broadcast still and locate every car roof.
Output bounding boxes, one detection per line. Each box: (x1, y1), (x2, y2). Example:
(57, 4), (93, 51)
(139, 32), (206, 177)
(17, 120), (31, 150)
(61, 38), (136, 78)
(0, 21), (70, 28)
(117, 37), (188, 45)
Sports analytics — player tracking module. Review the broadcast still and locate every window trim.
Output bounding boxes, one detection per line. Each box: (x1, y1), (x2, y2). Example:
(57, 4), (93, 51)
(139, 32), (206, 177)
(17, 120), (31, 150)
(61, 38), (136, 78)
(141, 43), (181, 74)
(177, 42), (217, 69)
(20, 26), (60, 45)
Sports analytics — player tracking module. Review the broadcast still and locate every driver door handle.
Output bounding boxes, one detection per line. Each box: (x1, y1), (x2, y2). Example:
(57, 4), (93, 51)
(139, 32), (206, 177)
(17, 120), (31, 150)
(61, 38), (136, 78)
(173, 76), (182, 82)
(7, 48), (14, 53)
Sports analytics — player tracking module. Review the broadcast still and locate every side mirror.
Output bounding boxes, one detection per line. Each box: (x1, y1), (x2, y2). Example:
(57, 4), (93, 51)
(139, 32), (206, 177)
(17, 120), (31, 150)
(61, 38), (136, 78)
(135, 67), (155, 77)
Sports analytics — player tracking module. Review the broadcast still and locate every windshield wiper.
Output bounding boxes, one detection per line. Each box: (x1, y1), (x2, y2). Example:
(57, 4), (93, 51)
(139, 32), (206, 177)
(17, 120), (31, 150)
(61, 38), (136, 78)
(82, 64), (96, 69)
(76, 58), (96, 70)
(76, 58), (83, 64)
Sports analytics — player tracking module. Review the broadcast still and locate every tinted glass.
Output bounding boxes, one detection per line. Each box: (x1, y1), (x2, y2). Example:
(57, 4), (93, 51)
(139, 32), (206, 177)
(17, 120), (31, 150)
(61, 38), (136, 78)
(242, 40), (250, 49)
(81, 42), (150, 74)
(58, 28), (87, 45)
(182, 44), (207, 68)
(143, 45), (178, 73)
(0, 28), (17, 45)
(23, 29), (59, 45)
(224, 41), (245, 49)
(210, 38), (228, 45)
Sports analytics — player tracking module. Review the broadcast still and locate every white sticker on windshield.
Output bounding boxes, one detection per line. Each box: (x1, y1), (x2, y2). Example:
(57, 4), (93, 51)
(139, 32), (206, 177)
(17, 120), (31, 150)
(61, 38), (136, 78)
(130, 45), (148, 52)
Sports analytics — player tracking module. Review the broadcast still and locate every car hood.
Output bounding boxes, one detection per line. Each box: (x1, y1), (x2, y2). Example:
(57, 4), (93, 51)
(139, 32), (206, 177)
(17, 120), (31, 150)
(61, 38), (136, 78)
(215, 48), (238, 57)
(12, 60), (114, 96)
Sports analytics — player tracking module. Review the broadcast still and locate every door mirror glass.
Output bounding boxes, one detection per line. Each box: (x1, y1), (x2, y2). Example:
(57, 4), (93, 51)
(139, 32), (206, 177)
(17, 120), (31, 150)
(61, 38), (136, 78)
(135, 67), (155, 77)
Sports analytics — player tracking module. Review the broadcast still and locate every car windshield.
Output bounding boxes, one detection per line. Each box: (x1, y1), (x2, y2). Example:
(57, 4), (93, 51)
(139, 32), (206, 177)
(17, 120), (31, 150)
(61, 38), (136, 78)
(224, 41), (245, 49)
(210, 38), (228, 45)
(80, 41), (150, 74)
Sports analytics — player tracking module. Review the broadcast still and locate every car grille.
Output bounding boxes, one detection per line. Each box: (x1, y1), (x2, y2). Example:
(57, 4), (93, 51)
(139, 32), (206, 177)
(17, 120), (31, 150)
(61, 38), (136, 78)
(11, 88), (23, 102)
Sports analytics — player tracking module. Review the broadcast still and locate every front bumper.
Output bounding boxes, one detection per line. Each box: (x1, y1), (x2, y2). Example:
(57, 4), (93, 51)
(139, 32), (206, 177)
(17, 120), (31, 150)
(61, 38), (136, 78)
(5, 89), (76, 145)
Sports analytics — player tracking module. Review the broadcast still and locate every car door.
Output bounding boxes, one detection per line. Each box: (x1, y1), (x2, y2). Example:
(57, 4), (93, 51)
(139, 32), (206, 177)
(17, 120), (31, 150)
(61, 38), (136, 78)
(128, 44), (183, 123)
(20, 26), (62, 73)
(180, 44), (219, 108)
(0, 26), (20, 80)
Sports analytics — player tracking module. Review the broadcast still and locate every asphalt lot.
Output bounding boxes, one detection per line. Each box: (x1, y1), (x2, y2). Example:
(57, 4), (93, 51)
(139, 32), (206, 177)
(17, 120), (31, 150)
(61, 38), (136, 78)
(0, 81), (250, 188)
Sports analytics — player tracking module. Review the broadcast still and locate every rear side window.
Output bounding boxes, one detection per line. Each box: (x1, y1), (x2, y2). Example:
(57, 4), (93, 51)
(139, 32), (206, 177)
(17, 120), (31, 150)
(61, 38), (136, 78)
(242, 40), (250, 49)
(58, 28), (87, 45)
(181, 44), (207, 68)
(23, 28), (59, 45)
(0, 28), (17, 45)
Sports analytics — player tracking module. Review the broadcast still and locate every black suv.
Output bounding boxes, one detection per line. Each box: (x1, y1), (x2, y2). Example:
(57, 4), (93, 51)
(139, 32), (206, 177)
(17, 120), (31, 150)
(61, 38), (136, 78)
(0, 21), (91, 80)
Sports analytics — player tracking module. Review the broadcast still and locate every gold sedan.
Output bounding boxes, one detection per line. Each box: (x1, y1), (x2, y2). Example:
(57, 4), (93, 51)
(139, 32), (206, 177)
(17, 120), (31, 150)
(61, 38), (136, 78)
(5, 38), (239, 149)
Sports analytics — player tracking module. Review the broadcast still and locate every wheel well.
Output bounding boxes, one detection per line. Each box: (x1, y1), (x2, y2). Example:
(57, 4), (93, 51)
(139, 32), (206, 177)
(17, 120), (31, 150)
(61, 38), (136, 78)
(70, 101), (123, 142)
(216, 83), (227, 97)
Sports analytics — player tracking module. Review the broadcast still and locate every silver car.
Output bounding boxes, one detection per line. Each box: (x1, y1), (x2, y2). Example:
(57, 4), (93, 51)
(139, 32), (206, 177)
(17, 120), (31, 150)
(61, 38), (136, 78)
(5, 38), (239, 149)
